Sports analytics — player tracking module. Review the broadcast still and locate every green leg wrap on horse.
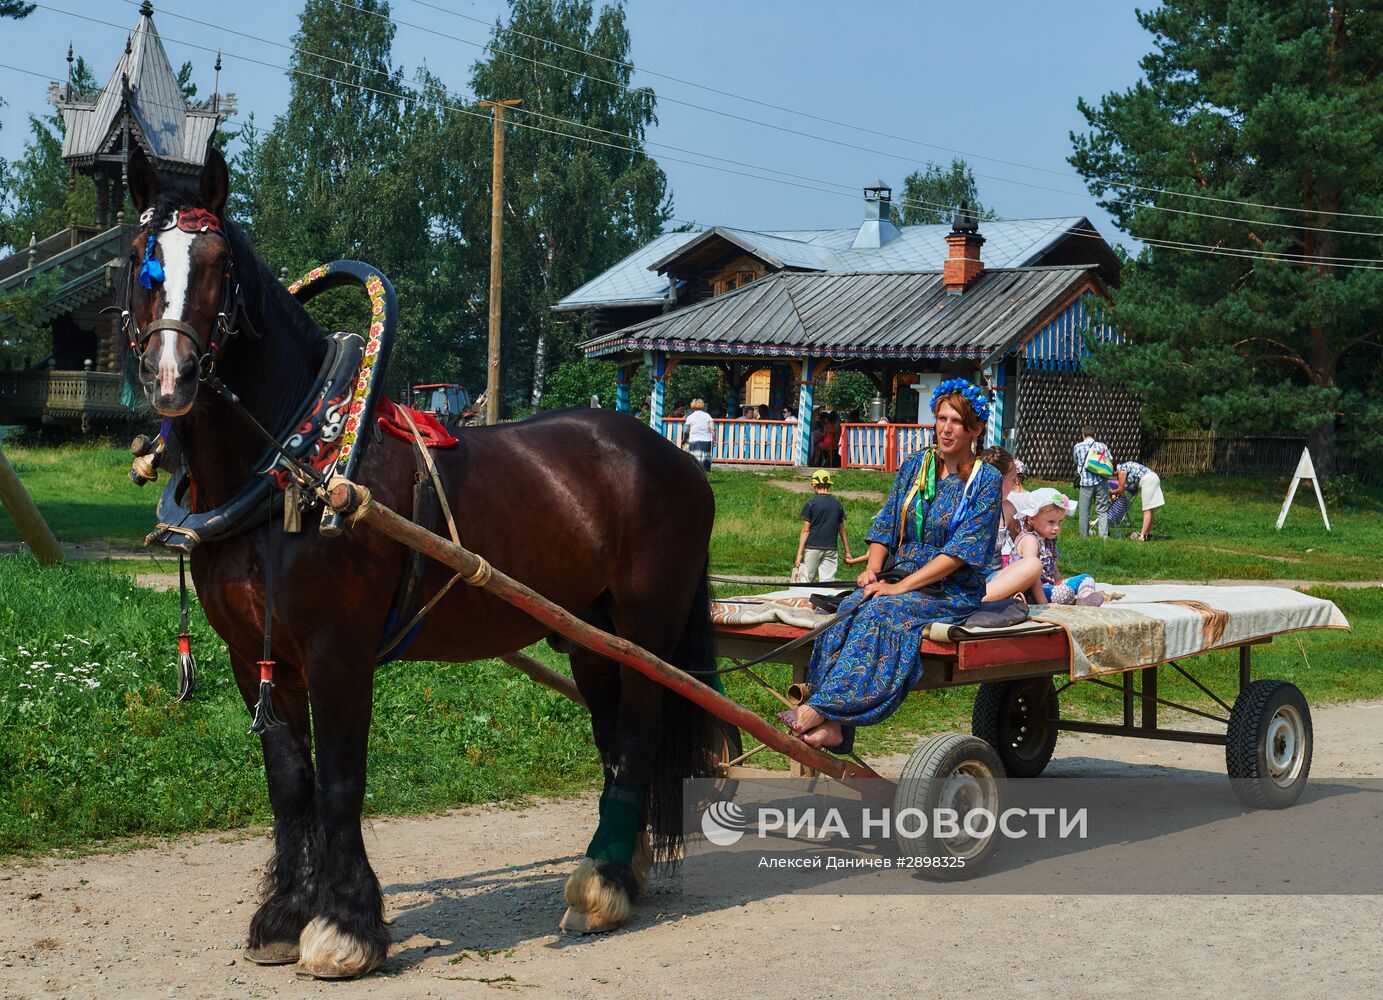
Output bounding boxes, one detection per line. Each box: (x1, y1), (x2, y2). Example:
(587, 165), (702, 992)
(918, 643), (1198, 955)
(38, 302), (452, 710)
(585, 782), (645, 864)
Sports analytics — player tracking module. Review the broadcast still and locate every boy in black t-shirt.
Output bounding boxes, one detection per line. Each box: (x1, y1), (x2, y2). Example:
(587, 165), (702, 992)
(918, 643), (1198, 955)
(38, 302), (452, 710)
(795, 470), (853, 582)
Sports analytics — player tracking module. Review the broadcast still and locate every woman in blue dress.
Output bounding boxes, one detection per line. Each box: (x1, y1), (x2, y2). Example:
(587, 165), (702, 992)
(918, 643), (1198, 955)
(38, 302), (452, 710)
(787, 381), (1003, 751)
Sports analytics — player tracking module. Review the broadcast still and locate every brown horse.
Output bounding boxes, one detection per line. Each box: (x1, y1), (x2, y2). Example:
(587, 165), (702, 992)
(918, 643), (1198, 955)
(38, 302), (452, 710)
(123, 147), (722, 978)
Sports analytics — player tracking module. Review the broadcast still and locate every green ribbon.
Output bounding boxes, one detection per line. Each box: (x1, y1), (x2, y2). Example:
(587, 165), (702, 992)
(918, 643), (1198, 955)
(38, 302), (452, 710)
(913, 448), (937, 542)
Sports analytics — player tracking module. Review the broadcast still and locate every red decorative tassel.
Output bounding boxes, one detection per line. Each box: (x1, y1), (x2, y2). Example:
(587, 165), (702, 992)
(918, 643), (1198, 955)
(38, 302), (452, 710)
(175, 632), (197, 702)
(249, 660), (285, 734)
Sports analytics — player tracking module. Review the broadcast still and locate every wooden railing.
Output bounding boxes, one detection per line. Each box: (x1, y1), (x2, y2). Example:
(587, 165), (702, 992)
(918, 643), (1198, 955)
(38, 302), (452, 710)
(840, 423), (934, 471)
(0, 370), (131, 426)
(660, 417), (799, 465)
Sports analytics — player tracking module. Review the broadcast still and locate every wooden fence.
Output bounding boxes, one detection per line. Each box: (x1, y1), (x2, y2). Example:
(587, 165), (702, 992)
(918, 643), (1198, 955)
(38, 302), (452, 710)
(840, 423), (934, 471)
(1145, 435), (1308, 478)
(1142, 434), (1379, 484)
(660, 417), (798, 465)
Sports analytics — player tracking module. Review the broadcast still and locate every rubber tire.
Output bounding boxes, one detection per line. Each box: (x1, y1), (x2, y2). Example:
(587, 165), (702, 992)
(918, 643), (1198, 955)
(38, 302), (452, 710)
(1226, 680), (1312, 809)
(893, 733), (1004, 881)
(971, 678), (1059, 778)
(708, 720), (743, 800)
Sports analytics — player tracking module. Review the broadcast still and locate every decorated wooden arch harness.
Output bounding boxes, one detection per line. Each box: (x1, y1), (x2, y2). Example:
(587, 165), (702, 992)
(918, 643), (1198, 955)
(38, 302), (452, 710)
(136, 258), (400, 724)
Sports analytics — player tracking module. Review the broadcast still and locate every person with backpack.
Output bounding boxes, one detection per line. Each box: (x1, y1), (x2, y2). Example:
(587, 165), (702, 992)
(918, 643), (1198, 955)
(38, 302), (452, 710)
(1073, 425), (1113, 538)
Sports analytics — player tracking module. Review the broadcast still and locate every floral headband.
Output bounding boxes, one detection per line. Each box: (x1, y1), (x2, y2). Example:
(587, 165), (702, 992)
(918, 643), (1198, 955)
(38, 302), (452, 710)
(930, 378), (991, 424)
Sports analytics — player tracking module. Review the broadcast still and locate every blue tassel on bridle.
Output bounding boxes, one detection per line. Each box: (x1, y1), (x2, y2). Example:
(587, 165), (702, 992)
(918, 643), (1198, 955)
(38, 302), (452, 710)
(138, 233), (164, 289)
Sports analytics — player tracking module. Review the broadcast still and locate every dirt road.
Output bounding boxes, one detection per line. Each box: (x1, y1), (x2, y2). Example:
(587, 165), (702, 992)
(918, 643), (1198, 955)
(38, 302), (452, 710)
(4, 701), (1382, 999)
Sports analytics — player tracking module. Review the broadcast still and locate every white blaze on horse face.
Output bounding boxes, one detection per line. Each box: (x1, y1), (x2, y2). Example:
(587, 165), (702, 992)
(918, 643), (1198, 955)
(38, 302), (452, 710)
(156, 226), (198, 397)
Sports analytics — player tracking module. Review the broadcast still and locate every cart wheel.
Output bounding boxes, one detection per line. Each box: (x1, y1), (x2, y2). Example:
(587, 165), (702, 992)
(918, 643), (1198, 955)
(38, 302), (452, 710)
(707, 721), (743, 798)
(1226, 680), (1312, 809)
(972, 678), (1059, 778)
(893, 733), (1003, 880)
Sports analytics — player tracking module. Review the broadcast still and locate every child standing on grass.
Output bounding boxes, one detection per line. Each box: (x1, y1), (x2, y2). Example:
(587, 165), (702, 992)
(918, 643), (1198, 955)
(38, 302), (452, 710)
(794, 469), (853, 582)
(1001, 488), (1105, 606)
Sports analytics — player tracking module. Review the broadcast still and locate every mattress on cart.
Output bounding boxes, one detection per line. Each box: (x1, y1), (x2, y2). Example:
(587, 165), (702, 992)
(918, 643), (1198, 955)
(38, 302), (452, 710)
(1028, 584), (1349, 678)
(710, 588), (836, 630)
(710, 585), (1350, 680)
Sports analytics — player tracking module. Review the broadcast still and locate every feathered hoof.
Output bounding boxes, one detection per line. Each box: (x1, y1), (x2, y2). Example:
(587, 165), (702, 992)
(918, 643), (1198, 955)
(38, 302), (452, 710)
(243, 939), (300, 965)
(295, 916), (387, 979)
(559, 857), (634, 935)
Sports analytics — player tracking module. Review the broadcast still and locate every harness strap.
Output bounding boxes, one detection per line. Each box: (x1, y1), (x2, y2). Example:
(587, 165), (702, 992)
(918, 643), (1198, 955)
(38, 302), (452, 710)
(374, 407), (466, 662)
(143, 317), (207, 351)
(397, 406), (460, 545)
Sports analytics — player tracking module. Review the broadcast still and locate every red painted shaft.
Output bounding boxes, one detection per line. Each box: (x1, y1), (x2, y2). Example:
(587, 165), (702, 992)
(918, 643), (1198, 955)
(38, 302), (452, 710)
(325, 479), (882, 785)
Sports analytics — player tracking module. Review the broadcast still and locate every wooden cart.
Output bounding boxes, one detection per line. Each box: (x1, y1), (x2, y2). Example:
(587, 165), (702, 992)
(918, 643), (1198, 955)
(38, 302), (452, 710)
(321, 477), (1323, 877)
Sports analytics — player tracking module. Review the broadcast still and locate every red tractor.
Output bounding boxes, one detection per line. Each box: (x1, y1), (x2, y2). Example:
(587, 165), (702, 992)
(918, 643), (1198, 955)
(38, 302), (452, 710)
(409, 384), (478, 428)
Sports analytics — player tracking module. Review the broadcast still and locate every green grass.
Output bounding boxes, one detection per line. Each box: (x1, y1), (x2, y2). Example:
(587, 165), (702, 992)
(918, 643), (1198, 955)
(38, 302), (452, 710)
(707, 467), (1383, 583)
(0, 557), (596, 855)
(1, 443), (158, 544)
(1, 450), (1381, 856)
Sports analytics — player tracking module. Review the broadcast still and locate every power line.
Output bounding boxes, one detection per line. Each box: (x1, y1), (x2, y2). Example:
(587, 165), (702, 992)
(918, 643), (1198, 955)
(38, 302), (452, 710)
(14, 9), (1382, 270)
(107, 1), (1383, 256)
(397, 0), (1383, 224)
(323, 0), (1383, 239)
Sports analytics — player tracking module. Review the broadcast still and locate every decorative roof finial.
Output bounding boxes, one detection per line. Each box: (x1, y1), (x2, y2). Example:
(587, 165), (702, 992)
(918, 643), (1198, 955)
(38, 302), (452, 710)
(213, 50), (222, 114)
(65, 42), (74, 102)
(140, 1), (154, 17)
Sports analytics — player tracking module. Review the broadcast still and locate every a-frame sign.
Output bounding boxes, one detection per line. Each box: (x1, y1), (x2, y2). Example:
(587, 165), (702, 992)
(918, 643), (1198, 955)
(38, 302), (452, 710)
(1275, 447), (1331, 531)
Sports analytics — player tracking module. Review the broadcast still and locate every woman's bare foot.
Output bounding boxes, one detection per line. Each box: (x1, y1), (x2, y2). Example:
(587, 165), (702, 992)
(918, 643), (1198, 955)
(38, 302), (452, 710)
(802, 721), (844, 748)
(788, 704), (824, 734)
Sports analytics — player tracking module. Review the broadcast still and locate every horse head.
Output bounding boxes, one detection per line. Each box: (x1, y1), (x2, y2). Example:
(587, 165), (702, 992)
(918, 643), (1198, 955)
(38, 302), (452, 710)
(125, 145), (235, 416)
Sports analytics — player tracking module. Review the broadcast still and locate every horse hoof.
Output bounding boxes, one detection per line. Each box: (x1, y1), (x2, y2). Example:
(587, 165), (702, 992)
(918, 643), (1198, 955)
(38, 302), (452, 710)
(244, 940), (300, 965)
(560, 857), (633, 936)
(295, 916), (387, 979)
(560, 904), (619, 935)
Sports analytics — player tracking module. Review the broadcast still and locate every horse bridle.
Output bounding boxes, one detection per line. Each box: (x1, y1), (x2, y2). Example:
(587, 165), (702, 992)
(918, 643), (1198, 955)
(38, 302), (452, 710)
(122, 207), (250, 382)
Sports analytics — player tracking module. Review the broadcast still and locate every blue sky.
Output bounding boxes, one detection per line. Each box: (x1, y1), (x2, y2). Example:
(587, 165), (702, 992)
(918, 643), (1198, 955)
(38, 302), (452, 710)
(1, 1), (1152, 248)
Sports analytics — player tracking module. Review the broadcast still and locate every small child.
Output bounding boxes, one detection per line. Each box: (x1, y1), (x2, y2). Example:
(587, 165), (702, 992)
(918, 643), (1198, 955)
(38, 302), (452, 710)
(1106, 477), (1130, 537)
(979, 446), (1024, 578)
(1008, 487), (1105, 606)
(794, 469), (853, 581)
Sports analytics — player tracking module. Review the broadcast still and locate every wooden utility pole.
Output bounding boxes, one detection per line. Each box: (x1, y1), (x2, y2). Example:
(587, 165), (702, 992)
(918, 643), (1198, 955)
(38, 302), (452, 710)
(479, 99), (521, 426)
(0, 445), (63, 565)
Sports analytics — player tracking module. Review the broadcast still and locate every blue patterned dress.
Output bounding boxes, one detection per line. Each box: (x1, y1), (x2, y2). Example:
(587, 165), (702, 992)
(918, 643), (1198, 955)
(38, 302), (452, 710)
(805, 452), (1002, 731)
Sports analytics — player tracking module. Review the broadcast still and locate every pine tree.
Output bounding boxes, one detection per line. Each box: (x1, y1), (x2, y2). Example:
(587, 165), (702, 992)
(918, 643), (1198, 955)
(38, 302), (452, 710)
(896, 158), (995, 226)
(1071, 1), (1383, 475)
(0, 2), (34, 20)
(0, 57), (99, 253)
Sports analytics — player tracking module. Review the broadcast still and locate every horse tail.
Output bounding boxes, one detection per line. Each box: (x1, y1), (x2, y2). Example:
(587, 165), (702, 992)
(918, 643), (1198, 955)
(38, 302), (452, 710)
(647, 564), (722, 864)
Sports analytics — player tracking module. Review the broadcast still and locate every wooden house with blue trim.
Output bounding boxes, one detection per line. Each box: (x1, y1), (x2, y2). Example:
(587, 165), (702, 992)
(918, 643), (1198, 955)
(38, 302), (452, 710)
(555, 183), (1138, 477)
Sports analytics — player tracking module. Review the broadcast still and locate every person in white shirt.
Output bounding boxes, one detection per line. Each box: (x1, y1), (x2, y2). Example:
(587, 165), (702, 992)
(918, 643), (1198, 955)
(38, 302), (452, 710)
(681, 398), (716, 472)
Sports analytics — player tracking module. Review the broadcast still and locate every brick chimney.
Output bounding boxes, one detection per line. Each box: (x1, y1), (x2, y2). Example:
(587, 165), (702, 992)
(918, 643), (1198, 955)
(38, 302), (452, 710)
(942, 201), (985, 293)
